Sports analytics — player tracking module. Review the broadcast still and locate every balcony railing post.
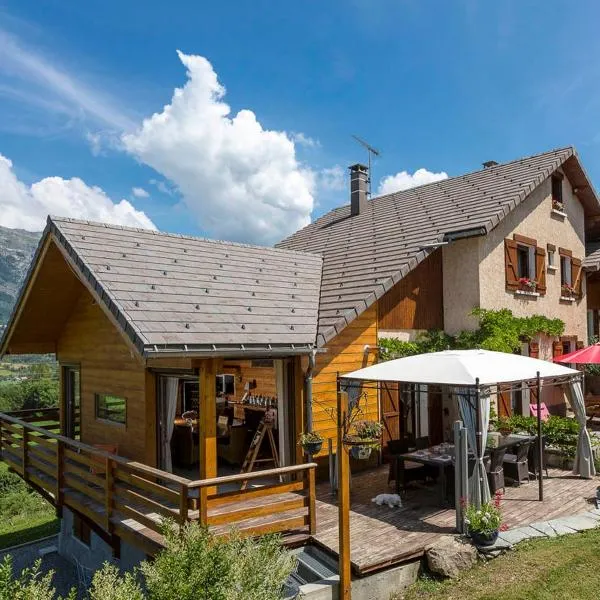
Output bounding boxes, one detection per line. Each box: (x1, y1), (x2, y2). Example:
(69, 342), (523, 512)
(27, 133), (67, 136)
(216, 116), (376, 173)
(308, 466), (316, 535)
(56, 439), (64, 512)
(22, 428), (29, 481)
(180, 484), (189, 525)
(105, 457), (114, 534)
(199, 487), (208, 527)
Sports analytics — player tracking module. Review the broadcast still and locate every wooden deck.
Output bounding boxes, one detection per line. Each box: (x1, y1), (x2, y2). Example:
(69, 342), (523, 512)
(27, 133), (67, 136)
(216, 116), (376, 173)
(311, 464), (600, 575)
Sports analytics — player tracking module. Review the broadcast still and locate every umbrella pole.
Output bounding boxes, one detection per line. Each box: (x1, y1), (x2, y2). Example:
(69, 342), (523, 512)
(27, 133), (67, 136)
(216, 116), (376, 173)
(536, 371), (543, 502)
(475, 378), (482, 507)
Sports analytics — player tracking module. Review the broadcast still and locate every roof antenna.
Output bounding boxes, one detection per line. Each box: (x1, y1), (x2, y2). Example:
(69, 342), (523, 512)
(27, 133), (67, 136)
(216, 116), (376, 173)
(352, 135), (381, 197)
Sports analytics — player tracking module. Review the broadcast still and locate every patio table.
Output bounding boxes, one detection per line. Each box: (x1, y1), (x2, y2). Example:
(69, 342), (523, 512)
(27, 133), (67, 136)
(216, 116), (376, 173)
(393, 435), (536, 503)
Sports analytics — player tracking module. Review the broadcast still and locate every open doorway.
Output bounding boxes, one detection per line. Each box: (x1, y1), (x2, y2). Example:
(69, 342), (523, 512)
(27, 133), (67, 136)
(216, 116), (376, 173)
(155, 359), (296, 480)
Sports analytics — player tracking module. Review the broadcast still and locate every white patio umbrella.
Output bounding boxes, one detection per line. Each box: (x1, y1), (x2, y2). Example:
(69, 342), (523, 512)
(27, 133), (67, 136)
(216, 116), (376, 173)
(341, 349), (592, 509)
(342, 349), (578, 385)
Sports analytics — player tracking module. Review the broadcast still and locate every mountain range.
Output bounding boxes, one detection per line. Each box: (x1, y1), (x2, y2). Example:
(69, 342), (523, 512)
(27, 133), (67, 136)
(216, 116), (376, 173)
(0, 226), (41, 325)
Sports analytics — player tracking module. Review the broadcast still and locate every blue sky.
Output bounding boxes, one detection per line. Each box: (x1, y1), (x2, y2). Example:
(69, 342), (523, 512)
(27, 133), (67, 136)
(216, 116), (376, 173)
(1, 1), (600, 244)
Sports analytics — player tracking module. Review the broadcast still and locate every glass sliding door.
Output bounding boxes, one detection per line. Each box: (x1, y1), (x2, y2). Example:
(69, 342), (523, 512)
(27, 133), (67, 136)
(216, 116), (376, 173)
(62, 366), (81, 440)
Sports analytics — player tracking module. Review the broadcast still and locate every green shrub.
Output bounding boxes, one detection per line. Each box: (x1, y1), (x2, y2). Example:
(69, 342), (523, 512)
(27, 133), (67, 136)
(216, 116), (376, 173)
(140, 521), (296, 600)
(0, 555), (74, 600)
(89, 563), (144, 600)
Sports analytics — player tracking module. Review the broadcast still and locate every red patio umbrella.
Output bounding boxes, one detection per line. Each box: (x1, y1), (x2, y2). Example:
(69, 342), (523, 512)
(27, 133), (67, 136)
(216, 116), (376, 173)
(553, 343), (600, 364)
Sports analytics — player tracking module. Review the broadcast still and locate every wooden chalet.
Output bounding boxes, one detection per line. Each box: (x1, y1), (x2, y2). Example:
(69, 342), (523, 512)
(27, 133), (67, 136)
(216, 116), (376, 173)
(1, 145), (600, 576)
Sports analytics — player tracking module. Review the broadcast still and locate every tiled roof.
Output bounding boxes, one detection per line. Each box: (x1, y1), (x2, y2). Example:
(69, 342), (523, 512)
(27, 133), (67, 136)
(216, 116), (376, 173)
(277, 146), (600, 346)
(45, 217), (323, 356)
(584, 242), (600, 271)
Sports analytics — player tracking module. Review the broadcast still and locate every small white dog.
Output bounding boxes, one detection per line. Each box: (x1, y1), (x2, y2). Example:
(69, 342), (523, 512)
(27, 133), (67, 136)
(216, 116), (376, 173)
(371, 493), (402, 508)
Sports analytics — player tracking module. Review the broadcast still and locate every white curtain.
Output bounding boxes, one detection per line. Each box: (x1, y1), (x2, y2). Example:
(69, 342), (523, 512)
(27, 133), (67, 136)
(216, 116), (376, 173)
(162, 378), (179, 473)
(457, 387), (491, 507)
(568, 380), (596, 479)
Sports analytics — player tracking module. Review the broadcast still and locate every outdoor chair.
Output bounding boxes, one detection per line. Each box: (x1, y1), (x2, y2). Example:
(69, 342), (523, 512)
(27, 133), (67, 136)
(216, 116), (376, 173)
(503, 441), (532, 485)
(415, 436), (430, 450)
(387, 439), (427, 489)
(486, 447), (506, 493)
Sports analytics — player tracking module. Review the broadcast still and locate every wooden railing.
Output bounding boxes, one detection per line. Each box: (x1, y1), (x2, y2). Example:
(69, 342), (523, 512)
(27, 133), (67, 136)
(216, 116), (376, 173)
(0, 410), (317, 551)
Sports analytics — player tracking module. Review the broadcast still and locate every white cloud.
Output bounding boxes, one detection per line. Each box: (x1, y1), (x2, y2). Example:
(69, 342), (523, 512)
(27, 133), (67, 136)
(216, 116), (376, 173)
(318, 165), (346, 192)
(291, 132), (320, 148)
(0, 154), (156, 231)
(378, 168), (448, 196)
(132, 186), (149, 198)
(149, 178), (176, 197)
(122, 51), (314, 245)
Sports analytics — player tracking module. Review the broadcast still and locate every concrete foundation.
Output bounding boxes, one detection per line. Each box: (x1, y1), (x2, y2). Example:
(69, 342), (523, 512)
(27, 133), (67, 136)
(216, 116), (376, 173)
(298, 559), (421, 600)
(58, 508), (147, 574)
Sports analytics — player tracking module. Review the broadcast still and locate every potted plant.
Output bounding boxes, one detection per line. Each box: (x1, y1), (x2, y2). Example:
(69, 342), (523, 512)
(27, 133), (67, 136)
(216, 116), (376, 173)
(562, 283), (576, 297)
(552, 199), (564, 212)
(497, 417), (513, 437)
(463, 491), (507, 546)
(518, 277), (536, 291)
(344, 420), (383, 460)
(298, 431), (323, 455)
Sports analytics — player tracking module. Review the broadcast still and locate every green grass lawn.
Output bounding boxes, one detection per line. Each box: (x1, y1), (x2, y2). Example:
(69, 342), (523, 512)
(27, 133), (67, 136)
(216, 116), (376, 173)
(399, 528), (600, 600)
(0, 462), (59, 551)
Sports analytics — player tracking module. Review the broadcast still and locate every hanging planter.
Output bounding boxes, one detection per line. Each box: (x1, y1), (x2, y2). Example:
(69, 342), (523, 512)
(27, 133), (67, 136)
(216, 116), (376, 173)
(343, 420), (383, 461)
(298, 431), (324, 456)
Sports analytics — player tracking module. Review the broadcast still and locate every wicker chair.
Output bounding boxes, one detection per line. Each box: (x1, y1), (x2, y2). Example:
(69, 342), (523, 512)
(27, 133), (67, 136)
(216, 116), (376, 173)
(387, 439), (427, 489)
(503, 441), (532, 485)
(486, 447), (506, 493)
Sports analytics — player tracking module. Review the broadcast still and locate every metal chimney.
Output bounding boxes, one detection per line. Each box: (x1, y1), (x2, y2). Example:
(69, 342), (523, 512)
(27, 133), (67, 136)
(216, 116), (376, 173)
(349, 164), (368, 216)
(482, 160), (499, 168)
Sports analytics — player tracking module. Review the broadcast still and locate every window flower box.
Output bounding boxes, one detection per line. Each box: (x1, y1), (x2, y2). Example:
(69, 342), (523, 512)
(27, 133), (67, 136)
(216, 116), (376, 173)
(551, 208), (567, 219)
(515, 290), (540, 298)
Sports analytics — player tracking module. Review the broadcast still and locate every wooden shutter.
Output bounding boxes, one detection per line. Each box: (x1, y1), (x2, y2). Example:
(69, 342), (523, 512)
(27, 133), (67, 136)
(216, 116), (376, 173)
(529, 342), (539, 359)
(572, 258), (583, 296)
(498, 385), (512, 417)
(552, 341), (563, 358)
(504, 239), (519, 291)
(576, 340), (585, 350)
(534, 247), (546, 293)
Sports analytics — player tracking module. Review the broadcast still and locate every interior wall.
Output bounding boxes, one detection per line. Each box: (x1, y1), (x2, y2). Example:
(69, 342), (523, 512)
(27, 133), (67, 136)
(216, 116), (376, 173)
(56, 289), (147, 462)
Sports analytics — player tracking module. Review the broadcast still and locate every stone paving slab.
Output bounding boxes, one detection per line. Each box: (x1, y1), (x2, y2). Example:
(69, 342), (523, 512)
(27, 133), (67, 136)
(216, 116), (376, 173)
(556, 515), (599, 532)
(498, 526), (546, 546)
(529, 521), (558, 538)
(585, 508), (600, 520)
(545, 519), (578, 536)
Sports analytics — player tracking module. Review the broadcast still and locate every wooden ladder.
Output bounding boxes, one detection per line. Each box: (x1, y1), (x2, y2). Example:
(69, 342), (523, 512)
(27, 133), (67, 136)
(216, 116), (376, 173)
(239, 418), (281, 490)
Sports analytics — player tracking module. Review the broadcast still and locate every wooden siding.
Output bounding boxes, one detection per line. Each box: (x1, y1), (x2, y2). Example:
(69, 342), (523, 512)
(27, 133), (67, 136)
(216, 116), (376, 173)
(588, 273), (600, 310)
(311, 304), (378, 452)
(56, 290), (147, 462)
(377, 251), (443, 331)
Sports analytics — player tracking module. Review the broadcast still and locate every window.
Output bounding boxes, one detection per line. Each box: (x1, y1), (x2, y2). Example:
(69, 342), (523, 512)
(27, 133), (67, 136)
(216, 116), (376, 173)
(216, 374), (235, 398)
(560, 255), (572, 286)
(552, 174), (563, 205)
(73, 514), (91, 546)
(516, 244), (535, 279)
(95, 394), (126, 425)
(547, 248), (555, 268)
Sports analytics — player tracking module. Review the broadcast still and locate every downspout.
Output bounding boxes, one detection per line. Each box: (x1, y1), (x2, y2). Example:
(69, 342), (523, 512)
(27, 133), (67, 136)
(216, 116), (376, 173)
(305, 348), (317, 432)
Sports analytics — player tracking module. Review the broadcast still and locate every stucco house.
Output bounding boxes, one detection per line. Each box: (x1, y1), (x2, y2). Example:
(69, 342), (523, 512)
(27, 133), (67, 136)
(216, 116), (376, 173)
(0, 145), (597, 567)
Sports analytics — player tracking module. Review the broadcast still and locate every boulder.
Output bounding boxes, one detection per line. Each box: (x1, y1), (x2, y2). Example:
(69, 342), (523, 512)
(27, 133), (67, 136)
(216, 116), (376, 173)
(426, 536), (477, 579)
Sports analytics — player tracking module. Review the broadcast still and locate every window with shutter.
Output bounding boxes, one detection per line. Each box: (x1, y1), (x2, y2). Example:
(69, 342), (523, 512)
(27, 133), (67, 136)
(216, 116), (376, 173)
(552, 341), (563, 358)
(529, 341), (539, 358)
(498, 385), (512, 418)
(572, 258), (583, 297)
(504, 239), (519, 291)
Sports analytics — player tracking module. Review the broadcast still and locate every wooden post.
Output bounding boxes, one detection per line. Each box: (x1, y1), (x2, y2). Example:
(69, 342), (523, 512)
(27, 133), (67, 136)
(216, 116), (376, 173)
(22, 428), (29, 480)
(105, 457), (114, 533)
(56, 440), (64, 515)
(198, 358), (218, 495)
(199, 487), (208, 527)
(536, 371), (544, 502)
(308, 466), (316, 535)
(294, 355), (305, 466)
(336, 375), (351, 600)
(180, 484), (189, 525)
